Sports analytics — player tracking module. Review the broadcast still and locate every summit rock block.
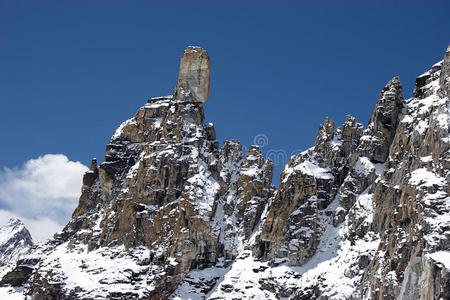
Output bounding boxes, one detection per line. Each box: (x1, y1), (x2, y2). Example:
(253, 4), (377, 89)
(173, 46), (211, 102)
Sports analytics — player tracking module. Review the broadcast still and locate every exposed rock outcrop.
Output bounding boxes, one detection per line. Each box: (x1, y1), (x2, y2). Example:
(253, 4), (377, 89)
(332, 77), (403, 225)
(252, 76), (403, 266)
(253, 77), (403, 265)
(174, 46), (211, 102)
(359, 48), (450, 300)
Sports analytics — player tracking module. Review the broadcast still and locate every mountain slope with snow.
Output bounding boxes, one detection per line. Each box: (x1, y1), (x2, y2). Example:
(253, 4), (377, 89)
(1, 44), (449, 300)
(0, 219), (33, 280)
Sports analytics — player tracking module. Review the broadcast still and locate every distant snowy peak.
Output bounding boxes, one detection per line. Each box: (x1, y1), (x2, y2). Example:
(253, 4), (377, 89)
(0, 219), (33, 266)
(0, 218), (32, 247)
(0, 218), (33, 283)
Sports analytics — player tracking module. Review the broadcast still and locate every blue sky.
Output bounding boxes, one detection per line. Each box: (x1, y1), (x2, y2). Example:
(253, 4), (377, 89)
(1, 0), (449, 183)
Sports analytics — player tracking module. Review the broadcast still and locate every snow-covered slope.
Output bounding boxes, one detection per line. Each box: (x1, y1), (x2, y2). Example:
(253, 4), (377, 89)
(1, 45), (449, 300)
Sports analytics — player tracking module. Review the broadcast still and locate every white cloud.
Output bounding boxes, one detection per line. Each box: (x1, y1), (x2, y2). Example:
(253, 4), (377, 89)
(0, 154), (88, 242)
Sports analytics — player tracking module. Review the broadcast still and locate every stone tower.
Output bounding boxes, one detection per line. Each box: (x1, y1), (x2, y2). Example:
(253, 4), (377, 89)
(173, 46), (211, 102)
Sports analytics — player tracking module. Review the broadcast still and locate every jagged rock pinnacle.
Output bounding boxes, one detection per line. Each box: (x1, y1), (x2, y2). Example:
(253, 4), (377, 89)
(89, 158), (97, 171)
(439, 43), (450, 97)
(173, 46), (211, 102)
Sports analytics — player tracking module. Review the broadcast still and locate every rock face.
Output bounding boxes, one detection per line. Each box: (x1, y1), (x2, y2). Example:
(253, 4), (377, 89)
(357, 76), (403, 163)
(255, 115), (350, 266)
(0, 219), (33, 281)
(173, 46), (211, 102)
(1, 44), (449, 300)
(359, 47), (450, 300)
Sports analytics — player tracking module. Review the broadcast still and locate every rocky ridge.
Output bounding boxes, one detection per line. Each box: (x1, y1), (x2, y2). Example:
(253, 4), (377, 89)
(1, 45), (449, 300)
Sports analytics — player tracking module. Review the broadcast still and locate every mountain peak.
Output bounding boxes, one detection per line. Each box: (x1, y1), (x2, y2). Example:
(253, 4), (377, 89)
(0, 219), (29, 244)
(3, 218), (23, 227)
(1, 45), (449, 300)
(173, 46), (211, 102)
(0, 218), (33, 280)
